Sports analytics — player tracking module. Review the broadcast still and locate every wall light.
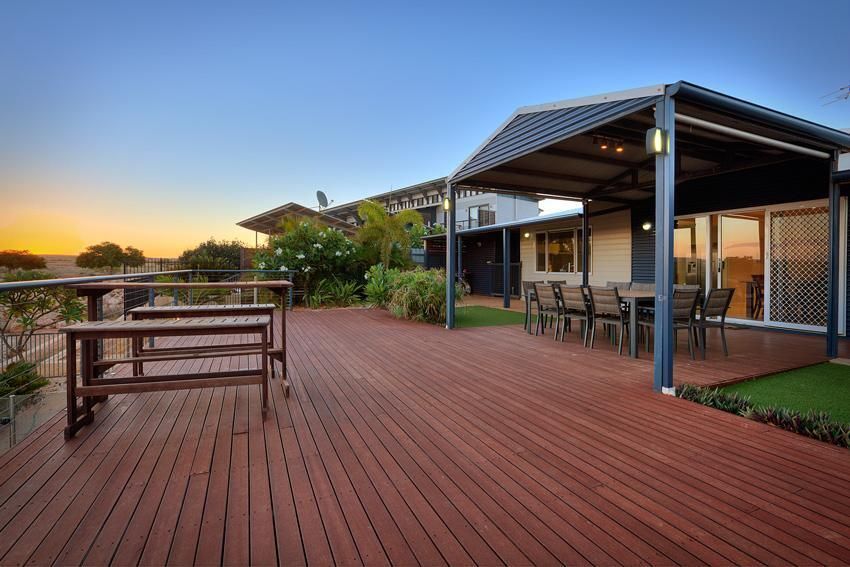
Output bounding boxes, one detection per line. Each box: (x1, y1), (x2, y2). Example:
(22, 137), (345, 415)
(523, 232), (531, 238)
(645, 127), (666, 155)
(642, 221), (653, 231)
(443, 197), (451, 211)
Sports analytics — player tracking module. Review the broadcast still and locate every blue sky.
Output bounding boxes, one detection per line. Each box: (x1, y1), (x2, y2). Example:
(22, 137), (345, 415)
(1, 0), (848, 254)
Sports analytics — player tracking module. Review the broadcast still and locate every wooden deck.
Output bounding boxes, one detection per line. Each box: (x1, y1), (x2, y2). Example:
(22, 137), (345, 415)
(1, 309), (849, 565)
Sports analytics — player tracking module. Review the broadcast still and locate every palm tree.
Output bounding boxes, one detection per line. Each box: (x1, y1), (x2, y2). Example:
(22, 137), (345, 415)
(356, 200), (424, 267)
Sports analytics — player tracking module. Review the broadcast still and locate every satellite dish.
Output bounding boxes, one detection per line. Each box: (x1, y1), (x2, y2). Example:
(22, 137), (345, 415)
(316, 190), (329, 209)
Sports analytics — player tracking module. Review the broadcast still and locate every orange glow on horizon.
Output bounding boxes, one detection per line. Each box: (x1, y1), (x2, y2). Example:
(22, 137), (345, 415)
(1, 204), (255, 258)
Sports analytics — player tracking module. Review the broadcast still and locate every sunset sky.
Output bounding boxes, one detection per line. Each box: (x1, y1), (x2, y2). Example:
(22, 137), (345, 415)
(2, 0), (848, 257)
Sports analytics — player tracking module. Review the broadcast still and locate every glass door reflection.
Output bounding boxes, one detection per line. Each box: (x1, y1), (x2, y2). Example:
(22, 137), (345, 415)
(717, 212), (765, 321)
(673, 217), (708, 290)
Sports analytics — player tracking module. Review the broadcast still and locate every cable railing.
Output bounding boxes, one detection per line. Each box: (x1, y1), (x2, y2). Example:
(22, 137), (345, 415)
(0, 267), (297, 452)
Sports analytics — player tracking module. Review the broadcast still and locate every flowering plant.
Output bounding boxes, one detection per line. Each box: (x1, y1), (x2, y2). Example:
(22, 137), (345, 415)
(253, 221), (360, 291)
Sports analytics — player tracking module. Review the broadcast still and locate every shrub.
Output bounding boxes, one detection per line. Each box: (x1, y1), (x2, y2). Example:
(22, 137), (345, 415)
(1, 271), (84, 360)
(678, 383), (850, 449)
(364, 264), (400, 308)
(253, 221), (361, 293)
(0, 361), (49, 397)
(179, 238), (243, 270)
(386, 268), (463, 324)
(306, 277), (362, 308)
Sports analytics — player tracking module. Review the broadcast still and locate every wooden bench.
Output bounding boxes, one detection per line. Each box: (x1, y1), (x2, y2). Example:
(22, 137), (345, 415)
(127, 304), (286, 387)
(61, 316), (270, 439)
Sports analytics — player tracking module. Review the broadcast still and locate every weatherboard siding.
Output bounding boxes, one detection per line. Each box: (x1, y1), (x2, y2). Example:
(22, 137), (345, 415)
(519, 209), (631, 286)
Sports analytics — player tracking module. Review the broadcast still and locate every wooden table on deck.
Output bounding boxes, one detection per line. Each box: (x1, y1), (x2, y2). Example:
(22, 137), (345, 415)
(618, 289), (655, 358)
(69, 280), (293, 386)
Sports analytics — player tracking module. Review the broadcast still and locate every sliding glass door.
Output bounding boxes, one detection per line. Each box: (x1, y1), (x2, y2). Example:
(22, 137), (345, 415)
(717, 212), (766, 321)
(673, 217), (708, 289)
(674, 211), (766, 322)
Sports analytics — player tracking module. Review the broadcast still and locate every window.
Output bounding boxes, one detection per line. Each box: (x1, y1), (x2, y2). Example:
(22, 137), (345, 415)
(534, 228), (592, 273)
(468, 204), (492, 228)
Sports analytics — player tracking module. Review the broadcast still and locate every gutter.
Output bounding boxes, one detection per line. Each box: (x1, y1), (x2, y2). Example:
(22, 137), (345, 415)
(671, 82), (850, 149)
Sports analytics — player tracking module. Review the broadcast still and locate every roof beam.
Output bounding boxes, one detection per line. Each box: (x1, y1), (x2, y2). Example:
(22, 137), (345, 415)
(537, 147), (655, 170)
(586, 158), (654, 198)
(492, 165), (627, 187)
(457, 180), (586, 201)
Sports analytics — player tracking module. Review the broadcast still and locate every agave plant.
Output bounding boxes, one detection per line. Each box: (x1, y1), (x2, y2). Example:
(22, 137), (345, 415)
(679, 383), (850, 449)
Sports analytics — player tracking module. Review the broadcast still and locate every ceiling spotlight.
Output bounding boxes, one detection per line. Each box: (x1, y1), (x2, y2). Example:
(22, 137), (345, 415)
(615, 142), (624, 153)
(599, 139), (609, 150)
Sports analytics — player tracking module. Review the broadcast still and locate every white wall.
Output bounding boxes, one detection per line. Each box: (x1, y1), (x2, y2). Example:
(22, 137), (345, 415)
(455, 193), (540, 225)
(519, 208), (632, 286)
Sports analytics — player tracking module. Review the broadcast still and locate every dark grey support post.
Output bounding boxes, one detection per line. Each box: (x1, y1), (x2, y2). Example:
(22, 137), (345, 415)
(581, 199), (590, 287)
(457, 236), (463, 281)
(653, 95), (676, 394)
(503, 228), (511, 308)
(827, 152), (841, 357)
(446, 184), (457, 329)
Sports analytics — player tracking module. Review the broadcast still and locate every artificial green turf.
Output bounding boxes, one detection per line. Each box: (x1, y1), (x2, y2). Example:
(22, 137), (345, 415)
(722, 362), (850, 424)
(454, 305), (527, 328)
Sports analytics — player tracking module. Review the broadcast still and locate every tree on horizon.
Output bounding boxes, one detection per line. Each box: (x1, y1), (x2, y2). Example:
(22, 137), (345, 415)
(75, 242), (145, 273)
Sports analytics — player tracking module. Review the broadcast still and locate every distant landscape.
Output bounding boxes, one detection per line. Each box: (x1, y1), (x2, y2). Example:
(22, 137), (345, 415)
(40, 255), (121, 278)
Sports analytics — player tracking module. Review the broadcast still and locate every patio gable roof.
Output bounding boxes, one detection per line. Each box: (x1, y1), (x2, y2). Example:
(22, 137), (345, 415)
(449, 86), (665, 185)
(447, 82), (850, 203)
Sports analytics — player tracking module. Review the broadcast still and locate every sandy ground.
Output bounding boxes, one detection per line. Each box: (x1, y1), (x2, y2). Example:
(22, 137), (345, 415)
(39, 254), (114, 278)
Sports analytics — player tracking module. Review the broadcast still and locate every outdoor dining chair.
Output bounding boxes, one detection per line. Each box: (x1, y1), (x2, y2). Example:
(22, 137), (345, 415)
(695, 287), (735, 358)
(588, 286), (627, 354)
(533, 283), (563, 339)
(637, 288), (700, 359)
(558, 284), (592, 346)
(522, 280), (544, 331)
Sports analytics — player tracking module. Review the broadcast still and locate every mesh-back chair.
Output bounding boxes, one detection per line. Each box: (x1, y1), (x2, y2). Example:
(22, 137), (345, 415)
(638, 288), (699, 358)
(559, 285), (592, 346)
(533, 283), (564, 339)
(695, 288), (735, 358)
(522, 280), (544, 331)
(588, 287), (627, 354)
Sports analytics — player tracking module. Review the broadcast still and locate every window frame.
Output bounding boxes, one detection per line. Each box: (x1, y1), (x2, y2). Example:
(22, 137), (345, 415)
(534, 227), (592, 274)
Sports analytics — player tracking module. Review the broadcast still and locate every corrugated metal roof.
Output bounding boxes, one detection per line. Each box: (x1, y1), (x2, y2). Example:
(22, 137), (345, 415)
(423, 209), (583, 239)
(449, 95), (661, 183)
(236, 202), (357, 235)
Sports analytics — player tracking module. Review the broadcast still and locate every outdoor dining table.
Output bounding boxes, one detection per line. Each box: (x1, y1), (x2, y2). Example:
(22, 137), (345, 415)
(617, 289), (655, 358)
(526, 286), (655, 357)
(68, 280), (293, 390)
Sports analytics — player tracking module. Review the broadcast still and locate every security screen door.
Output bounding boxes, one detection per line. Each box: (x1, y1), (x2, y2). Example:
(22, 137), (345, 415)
(766, 206), (830, 330)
